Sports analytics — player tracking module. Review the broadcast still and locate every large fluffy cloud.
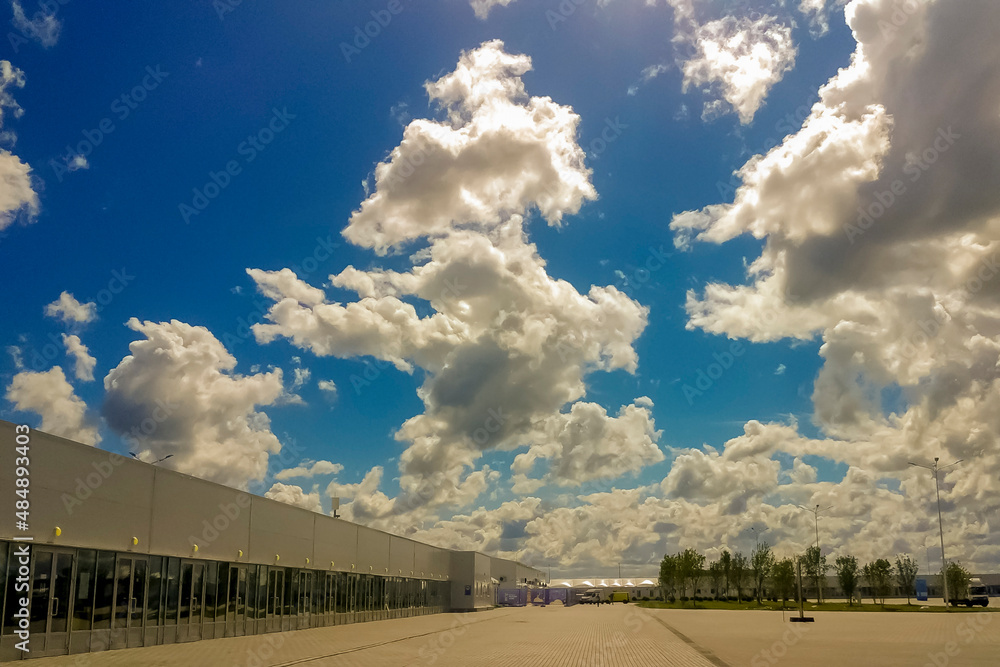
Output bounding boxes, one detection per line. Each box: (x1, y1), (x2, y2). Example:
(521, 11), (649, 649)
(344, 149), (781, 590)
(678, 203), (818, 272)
(5, 367), (100, 444)
(250, 41), (660, 530)
(378, 0), (999, 575)
(678, 13), (797, 123)
(630, 1), (798, 124)
(0, 60), (38, 231)
(343, 40), (596, 253)
(664, 0), (1000, 570)
(264, 482), (323, 513)
(102, 318), (287, 489)
(511, 400), (663, 491)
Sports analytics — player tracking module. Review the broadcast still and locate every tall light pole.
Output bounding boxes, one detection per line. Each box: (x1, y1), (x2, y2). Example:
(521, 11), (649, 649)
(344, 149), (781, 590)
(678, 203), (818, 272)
(798, 504), (832, 551)
(798, 504), (832, 603)
(909, 457), (962, 607)
(745, 526), (764, 550)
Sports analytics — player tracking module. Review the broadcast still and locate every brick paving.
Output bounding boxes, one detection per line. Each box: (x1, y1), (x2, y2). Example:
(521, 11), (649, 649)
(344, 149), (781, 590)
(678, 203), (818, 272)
(20, 604), (718, 667)
(19, 604), (1000, 666)
(652, 607), (1000, 666)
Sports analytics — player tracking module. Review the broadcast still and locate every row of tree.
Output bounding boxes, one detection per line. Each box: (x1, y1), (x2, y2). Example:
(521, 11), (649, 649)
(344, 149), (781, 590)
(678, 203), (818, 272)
(658, 544), (969, 607)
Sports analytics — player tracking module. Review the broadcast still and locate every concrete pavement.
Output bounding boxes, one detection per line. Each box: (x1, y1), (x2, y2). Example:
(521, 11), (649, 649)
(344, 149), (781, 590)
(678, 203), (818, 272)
(652, 606), (999, 666)
(15, 603), (999, 666)
(19, 604), (719, 667)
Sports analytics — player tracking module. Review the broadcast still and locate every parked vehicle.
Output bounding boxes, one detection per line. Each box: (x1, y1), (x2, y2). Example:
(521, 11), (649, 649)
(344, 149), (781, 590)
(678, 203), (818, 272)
(949, 578), (990, 607)
(610, 591), (629, 603)
(578, 589), (602, 604)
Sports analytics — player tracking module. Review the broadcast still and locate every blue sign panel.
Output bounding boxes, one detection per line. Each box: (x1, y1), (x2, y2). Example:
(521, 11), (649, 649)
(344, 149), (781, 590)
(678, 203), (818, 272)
(916, 578), (928, 601)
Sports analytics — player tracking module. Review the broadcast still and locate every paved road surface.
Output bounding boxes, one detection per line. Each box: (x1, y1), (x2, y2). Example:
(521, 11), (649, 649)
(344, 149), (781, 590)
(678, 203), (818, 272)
(17, 603), (999, 666)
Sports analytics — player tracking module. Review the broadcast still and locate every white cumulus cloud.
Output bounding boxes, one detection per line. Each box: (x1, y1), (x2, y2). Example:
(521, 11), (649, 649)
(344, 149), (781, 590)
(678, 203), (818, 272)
(275, 459), (344, 480)
(62, 334), (96, 382)
(264, 482), (323, 513)
(0, 60), (38, 231)
(5, 367), (100, 444)
(102, 318), (286, 489)
(44, 292), (97, 325)
(250, 41), (656, 532)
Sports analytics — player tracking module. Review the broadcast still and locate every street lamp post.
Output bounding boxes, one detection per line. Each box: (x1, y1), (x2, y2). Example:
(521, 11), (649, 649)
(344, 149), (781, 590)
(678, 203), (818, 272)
(908, 457), (962, 607)
(129, 452), (173, 465)
(797, 504), (832, 603)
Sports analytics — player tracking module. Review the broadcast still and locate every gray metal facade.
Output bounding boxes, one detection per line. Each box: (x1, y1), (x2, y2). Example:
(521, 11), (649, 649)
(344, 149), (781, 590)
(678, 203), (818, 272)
(0, 421), (544, 660)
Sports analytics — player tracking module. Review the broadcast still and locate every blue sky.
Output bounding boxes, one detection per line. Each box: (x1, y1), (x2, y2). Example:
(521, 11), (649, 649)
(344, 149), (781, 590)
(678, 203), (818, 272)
(4, 0), (998, 575)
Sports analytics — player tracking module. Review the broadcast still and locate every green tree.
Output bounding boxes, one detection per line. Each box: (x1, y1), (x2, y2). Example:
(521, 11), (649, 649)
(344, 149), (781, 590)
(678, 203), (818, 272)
(862, 558), (893, 606)
(719, 550), (732, 598)
(707, 560), (725, 600)
(834, 555), (860, 606)
(772, 558), (796, 609)
(802, 546), (828, 602)
(731, 551), (749, 603)
(751, 542), (775, 604)
(659, 553), (678, 602)
(943, 561), (970, 604)
(895, 554), (919, 605)
(677, 548), (706, 607)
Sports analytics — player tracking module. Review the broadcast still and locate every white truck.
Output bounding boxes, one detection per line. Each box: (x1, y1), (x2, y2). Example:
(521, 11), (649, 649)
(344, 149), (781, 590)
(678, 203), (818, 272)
(949, 577), (989, 607)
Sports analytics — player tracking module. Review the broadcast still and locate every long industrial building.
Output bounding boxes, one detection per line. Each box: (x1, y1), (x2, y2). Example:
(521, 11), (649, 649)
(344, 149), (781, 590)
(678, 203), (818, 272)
(0, 421), (545, 661)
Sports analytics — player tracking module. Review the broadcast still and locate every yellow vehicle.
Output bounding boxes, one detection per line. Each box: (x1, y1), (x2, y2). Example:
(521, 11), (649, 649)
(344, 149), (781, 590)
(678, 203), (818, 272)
(610, 591), (629, 603)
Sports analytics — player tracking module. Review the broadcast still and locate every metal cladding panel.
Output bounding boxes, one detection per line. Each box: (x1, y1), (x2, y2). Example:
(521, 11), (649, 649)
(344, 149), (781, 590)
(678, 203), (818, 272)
(247, 495), (316, 567)
(313, 514), (359, 570)
(357, 526), (391, 574)
(414, 541), (448, 580)
(148, 468), (253, 560)
(388, 535), (415, 576)
(426, 543), (451, 579)
(490, 558), (517, 587)
(0, 421), (155, 553)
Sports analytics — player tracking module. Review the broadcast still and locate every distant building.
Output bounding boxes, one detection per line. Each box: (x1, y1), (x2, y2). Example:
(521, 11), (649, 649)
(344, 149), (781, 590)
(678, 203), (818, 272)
(0, 421), (545, 661)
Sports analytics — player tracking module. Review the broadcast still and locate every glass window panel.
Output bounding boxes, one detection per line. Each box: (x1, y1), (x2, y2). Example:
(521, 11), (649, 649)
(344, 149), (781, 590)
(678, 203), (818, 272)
(227, 565), (238, 619)
(165, 557), (180, 625)
(72, 550), (96, 631)
(130, 560), (147, 628)
(0, 543), (7, 634)
(257, 566), (268, 620)
(28, 551), (52, 635)
(237, 567), (247, 617)
(216, 564), (229, 620)
(92, 552), (115, 630)
(246, 566), (257, 620)
(291, 569), (300, 617)
(146, 556), (162, 627)
(296, 572), (304, 616)
(191, 564), (204, 624)
(283, 569), (293, 617)
(266, 570), (275, 615)
(275, 570), (284, 618)
(48, 552), (73, 632)
(179, 563), (192, 624)
(113, 557), (131, 630)
(203, 561), (217, 624)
